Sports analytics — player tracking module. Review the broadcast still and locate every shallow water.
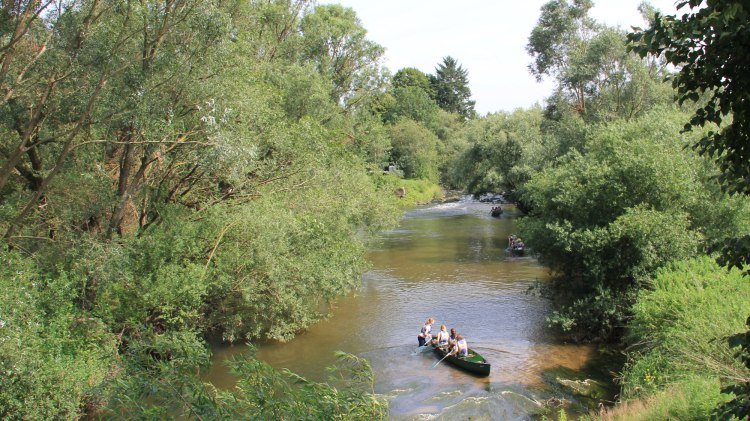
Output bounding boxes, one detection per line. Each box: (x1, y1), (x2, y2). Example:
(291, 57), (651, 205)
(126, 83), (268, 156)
(205, 199), (602, 419)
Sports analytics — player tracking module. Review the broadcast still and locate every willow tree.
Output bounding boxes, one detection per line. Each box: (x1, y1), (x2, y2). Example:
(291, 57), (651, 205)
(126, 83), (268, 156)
(299, 4), (384, 105)
(528, 0), (671, 120)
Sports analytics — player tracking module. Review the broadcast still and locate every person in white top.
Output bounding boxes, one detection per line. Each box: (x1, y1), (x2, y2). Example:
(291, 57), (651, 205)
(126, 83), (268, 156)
(452, 335), (469, 358)
(417, 318), (435, 347)
(434, 324), (450, 348)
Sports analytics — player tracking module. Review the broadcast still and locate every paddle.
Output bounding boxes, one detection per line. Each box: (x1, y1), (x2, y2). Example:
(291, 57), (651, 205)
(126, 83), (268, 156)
(417, 341), (433, 353)
(431, 350), (452, 368)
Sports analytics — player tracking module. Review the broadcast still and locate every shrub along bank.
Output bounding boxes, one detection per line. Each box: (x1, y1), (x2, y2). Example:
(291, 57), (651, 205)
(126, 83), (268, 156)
(519, 109), (749, 341)
(592, 257), (750, 419)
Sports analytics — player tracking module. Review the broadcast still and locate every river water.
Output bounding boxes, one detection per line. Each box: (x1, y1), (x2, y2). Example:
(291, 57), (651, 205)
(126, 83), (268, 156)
(206, 199), (609, 419)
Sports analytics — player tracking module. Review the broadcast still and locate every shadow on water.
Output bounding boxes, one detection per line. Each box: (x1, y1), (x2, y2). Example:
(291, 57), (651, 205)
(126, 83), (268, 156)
(204, 199), (617, 419)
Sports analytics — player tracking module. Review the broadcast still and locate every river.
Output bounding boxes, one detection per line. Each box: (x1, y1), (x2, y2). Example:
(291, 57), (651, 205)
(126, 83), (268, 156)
(205, 199), (612, 419)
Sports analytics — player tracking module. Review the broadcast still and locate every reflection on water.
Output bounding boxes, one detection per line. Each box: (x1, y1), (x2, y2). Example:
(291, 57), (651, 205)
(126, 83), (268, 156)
(206, 200), (599, 418)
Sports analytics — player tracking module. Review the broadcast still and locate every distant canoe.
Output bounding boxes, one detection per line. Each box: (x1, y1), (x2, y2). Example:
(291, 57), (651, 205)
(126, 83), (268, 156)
(490, 207), (502, 217)
(507, 245), (525, 256)
(433, 346), (491, 376)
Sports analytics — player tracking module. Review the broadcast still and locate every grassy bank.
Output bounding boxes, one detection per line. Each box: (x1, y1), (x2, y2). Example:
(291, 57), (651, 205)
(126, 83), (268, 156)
(375, 174), (444, 208)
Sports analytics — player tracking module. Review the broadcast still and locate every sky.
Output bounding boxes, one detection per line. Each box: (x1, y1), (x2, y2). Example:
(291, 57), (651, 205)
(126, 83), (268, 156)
(320, 0), (683, 115)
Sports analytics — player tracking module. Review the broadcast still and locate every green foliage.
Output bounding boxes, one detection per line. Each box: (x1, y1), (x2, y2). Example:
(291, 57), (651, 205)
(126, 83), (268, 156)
(451, 108), (546, 195)
(0, 1), (399, 418)
(393, 67), (435, 99)
(373, 175), (443, 207)
(538, 207), (700, 339)
(629, 0), (750, 196)
(217, 350), (387, 419)
(388, 119), (439, 181)
(528, 0), (673, 120)
(383, 86), (441, 126)
(630, 4), (750, 416)
(0, 249), (116, 419)
(347, 110), (393, 169)
(520, 109), (749, 340)
(263, 63), (340, 122)
(615, 257), (749, 419)
(104, 347), (387, 420)
(595, 376), (727, 421)
(300, 4), (385, 104)
(716, 317), (750, 419)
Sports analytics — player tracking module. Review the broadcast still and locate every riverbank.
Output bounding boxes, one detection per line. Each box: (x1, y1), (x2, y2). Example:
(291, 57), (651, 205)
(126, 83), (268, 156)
(375, 174), (445, 207)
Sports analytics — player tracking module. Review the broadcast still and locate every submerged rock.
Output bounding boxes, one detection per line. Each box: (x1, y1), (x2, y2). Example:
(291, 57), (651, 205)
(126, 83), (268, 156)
(500, 390), (545, 413)
(427, 390), (463, 402)
(555, 377), (607, 399)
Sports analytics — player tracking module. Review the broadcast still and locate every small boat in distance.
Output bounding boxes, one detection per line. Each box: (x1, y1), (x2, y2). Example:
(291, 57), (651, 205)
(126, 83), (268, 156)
(507, 234), (525, 256)
(490, 206), (502, 217)
(432, 346), (491, 376)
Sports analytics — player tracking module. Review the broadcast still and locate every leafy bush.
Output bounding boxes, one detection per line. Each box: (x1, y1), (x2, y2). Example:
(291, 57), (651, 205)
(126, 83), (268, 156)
(451, 108), (546, 195)
(388, 119), (439, 181)
(616, 257), (750, 418)
(0, 250), (116, 419)
(716, 318), (750, 419)
(104, 348), (387, 420)
(519, 109), (749, 340)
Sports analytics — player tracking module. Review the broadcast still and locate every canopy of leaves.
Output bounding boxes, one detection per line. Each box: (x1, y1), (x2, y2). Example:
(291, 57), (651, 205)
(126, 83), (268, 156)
(300, 4), (385, 104)
(389, 119), (439, 181)
(393, 67), (435, 99)
(629, 4), (750, 416)
(528, 0), (672, 120)
(629, 0), (750, 196)
(451, 108), (546, 196)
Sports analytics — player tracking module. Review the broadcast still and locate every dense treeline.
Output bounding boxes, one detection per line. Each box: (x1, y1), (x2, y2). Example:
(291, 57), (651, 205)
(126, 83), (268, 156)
(0, 1), (475, 418)
(447, 0), (750, 418)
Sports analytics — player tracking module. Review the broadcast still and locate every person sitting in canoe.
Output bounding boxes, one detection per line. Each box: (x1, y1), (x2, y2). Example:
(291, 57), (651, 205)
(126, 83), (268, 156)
(449, 328), (457, 345)
(451, 335), (469, 358)
(417, 317), (435, 347)
(433, 324), (450, 347)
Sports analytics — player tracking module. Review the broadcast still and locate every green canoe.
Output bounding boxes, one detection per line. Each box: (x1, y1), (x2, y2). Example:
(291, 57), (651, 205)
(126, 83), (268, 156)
(433, 345), (491, 376)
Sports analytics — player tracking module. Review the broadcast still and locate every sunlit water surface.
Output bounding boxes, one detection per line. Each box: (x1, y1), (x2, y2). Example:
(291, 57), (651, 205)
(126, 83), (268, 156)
(206, 200), (602, 419)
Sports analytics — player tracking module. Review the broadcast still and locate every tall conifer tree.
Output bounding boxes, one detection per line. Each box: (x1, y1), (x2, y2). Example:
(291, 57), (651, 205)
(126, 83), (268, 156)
(431, 56), (476, 120)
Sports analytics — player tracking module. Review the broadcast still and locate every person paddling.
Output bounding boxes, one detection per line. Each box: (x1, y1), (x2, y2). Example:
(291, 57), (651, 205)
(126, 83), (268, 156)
(451, 334), (469, 358)
(417, 318), (435, 347)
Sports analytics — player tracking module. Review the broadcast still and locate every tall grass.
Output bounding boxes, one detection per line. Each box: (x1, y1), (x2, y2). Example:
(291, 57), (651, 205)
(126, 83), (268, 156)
(603, 257), (750, 419)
